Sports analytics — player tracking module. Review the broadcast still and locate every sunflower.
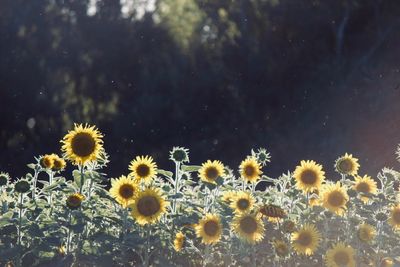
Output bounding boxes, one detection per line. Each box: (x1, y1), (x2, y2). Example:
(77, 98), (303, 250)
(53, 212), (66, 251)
(170, 147), (190, 163)
(109, 175), (138, 208)
(230, 191), (255, 214)
(334, 153), (360, 176)
(195, 214), (223, 245)
(293, 160), (325, 193)
(239, 157), (262, 183)
(173, 231), (185, 252)
(129, 156), (158, 184)
(61, 123), (103, 165)
(353, 175), (377, 203)
(309, 189), (320, 207)
(130, 188), (168, 225)
(273, 240), (289, 257)
(50, 154), (66, 171)
(325, 243), (356, 267)
(357, 223), (376, 243)
(14, 180), (30, 194)
(221, 190), (237, 203)
(66, 193), (85, 210)
(0, 172), (10, 187)
(198, 160), (225, 184)
(232, 213), (264, 244)
(40, 154), (54, 169)
(320, 182), (349, 216)
(388, 204), (400, 230)
(291, 223), (321, 256)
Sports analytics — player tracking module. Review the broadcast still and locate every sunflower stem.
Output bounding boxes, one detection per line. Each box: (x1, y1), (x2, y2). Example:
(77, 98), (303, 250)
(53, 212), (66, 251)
(17, 193), (23, 246)
(79, 165), (84, 195)
(48, 171), (54, 206)
(31, 168), (39, 201)
(172, 162), (181, 214)
(122, 207), (128, 264)
(66, 211), (72, 254)
(144, 225), (151, 267)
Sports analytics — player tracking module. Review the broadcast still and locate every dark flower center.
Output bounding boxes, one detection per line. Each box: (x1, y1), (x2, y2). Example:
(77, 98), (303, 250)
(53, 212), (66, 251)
(71, 132), (96, 157)
(205, 167), (219, 180)
(136, 164), (150, 178)
(334, 251), (350, 265)
(204, 221), (219, 236)
(119, 184), (135, 199)
(300, 170), (317, 185)
(240, 216), (258, 234)
(137, 196), (160, 217)
(297, 232), (312, 246)
(237, 199), (250, 210)
(244, 165), (256, 177)
(328, 191), (345, 207)
(338, 159), (353, 173)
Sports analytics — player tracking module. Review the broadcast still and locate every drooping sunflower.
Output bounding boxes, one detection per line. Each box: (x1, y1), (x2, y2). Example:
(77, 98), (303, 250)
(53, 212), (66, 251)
(50, 154), (66, 171)
(0, 172), (10, 187)
(239, 157), (262, 183)
(173, 231), (185, 252)
(320, 182), (349, 216)
(109, 175), (138, 208)
(232, 213), (264, 244)
(273, 240), (290, 257)
(291, 223), (321, 256)
(293, 160), (325, 193)
(230, 191), (255, 214)
(195, 214), (223, 245)
(198, 160), (225, 184)
(334, 153), (360, 176)
(221, 190), (237, 203)
(66, 193), (85, 210)
(357, 223), (376, 243)
(388, 204), (400, 230)
(130, 188), (168, 225)
(353, 175), (377, 203)
(61, 123), (103, 165)
(40, 154), (54, 169)
(325, 243), (356, 267)
(129, 156), (158, 184)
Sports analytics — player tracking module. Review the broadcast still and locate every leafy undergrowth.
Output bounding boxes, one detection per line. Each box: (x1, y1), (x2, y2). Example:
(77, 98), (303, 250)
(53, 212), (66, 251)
(0, 124), (400, 267)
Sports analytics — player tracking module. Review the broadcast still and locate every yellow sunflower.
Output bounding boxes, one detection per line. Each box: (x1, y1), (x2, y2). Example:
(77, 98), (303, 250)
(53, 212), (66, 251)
(130, 188), (168, 225)
(291, 223), (321, 256)
(320, 182), (349, 216)
(66, 193), (85, 210)
(40, 154), (54, 169)
(230, 191), (255, 214)
(239, 157), (262, 183)
(129, 156), (158, 184)
(61, 123), (103, 165)
(50, 154), (66, 171)
(357, 223), (376, 243)
(232, 213), (264, 244)
(273, 240), (289, 257)
(334, 153), (360, 176)
(109, 175), (138, 208)
(325, 243), (356, 267)
(173, 231), (185, 252)
(293, 160), (325, 193)
(221, 190), (237, 203)
(388, 204), (400, 230)
(353, 175), (377, 203)
(198, 160), (225, 184)
(195, 214), (222, 245)
(309, 189), (320, 207)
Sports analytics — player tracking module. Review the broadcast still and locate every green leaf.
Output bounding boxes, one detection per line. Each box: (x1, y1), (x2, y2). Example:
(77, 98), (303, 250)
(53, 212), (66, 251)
(73, 170), (84, 188)
(158, 169), (174, 178)
(181, 165), (201, 172)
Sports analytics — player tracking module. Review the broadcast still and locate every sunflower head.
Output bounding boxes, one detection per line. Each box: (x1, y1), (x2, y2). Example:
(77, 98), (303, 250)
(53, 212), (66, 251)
(232, 213), (264, 244)
(50, 154), (66, 171)
(334, 153), (360, 176)
(61, 123), (103, 165)
(129, 156), (158, 184)
(195, 214), (223, 245)
(291, 223), (321, 256)
(0, 172), (10, 186)
(325, 243), (356, 267)
(66, 193), (85, 210)
(230, 191), (255, 214)
(174, 231), (185, 252)
(130, 188), (168, 225)
(321, 182), (349, 216)
(40, 155), (54, 169)
(239, 157), (262, 183)
(353, 175), (377, 203)
(198, 160), (225, 184)
(388, 204), (400, 230)
(170, 147), (189, 163)
(293, 160), (325, 193)
(273, 240), (289, 257)
(357, 223), (376, 243)
(14, 180), (30, 193)
(109, 175), (138, 208)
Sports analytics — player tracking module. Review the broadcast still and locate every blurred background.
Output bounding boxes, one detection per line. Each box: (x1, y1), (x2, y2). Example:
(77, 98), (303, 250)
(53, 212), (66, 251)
(1, 0), (400, 181)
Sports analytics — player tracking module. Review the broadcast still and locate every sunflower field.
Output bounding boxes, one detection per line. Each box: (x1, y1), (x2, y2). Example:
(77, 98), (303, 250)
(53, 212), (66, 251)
(0, 124), (400, 267)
